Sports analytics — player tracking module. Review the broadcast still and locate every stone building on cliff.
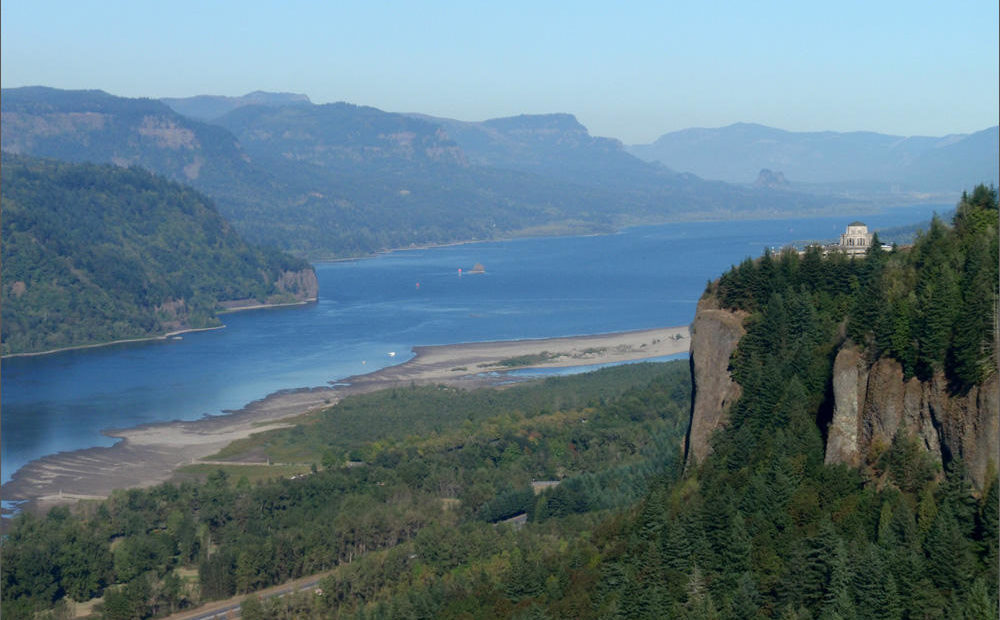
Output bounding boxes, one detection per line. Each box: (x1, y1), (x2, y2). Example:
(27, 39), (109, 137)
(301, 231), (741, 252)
(839, 221), (873, 256)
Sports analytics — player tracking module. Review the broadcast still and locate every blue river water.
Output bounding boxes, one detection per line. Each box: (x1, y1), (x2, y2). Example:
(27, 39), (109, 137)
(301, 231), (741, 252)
(0, 205), (948, 484)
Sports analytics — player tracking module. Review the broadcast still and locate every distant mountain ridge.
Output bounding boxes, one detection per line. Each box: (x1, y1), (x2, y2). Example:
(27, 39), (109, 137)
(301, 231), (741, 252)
(2, 87), (832, 258)
(629, 122), (999, 192)
(1, 85), (264, 188)
(411, 112), (677, 192)
(160, 90), (312, 121)
(219, 102), (468, 168)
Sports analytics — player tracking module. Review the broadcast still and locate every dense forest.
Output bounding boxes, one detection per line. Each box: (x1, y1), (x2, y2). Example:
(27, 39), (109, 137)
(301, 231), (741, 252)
(1, 155), (314, 355)
(1, 189), (995, 619)
(590, 185), (998, 618)
(0, 362), (692, 618)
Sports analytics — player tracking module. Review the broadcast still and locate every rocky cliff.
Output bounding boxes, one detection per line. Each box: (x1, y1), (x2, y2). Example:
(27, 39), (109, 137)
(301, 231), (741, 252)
(686, 298), (999, 489)
(826, 343), (998, 489)
(685, 297), (746, 466)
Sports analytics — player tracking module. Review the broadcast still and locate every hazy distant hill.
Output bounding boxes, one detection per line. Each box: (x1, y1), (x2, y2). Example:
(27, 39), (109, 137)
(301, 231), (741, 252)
(0, 86), (275, 203)
(1, 88), (612, 256)
(414, 112), (831, 214)
(412, 112), (672, 191)
(2, 87), (834, 258)
(210, 101), (633, 251)
(1, 155), (315, 355)
(219, 102), (468, 169)
(629, 122), (999, 192)
(160, 90), (312, 121)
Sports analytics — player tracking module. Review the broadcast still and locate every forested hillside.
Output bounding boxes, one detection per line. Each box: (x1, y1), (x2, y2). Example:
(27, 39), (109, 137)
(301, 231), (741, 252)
(1, 155), (316, 355)
(594, 185), (998, 617)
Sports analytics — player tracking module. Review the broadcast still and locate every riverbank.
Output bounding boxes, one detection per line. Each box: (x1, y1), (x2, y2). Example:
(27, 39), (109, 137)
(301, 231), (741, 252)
(1, 298), (318, 359)
(1, 326), (689, 515)
(216, 297), (317, 314)
(0, 326), (227, 359)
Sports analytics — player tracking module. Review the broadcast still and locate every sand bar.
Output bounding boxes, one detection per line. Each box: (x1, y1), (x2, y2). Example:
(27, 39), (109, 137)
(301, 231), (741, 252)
(1, 326), (689, 514)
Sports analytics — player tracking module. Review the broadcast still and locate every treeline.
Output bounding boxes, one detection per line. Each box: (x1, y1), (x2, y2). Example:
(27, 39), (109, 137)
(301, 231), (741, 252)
(1, 154), (313, 355)
(0, 361), (690, 619)
(717, 184), (998, 391)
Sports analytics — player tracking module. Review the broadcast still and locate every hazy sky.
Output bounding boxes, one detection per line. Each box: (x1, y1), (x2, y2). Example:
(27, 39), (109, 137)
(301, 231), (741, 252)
(2, 1), (997, 144)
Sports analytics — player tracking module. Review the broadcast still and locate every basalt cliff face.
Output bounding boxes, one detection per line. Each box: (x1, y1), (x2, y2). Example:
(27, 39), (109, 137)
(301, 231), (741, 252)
(685, 297), (746, 466)
(825, 343), (998, 489)
(686, 301), (999, 489)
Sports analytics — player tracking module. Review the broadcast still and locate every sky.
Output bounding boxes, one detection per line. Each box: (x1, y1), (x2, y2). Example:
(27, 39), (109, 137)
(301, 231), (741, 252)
(2, 1), (997, 144)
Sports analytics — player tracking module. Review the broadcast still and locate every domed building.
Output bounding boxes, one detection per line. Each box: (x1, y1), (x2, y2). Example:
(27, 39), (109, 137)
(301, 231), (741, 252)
(839, 221), (873, 256)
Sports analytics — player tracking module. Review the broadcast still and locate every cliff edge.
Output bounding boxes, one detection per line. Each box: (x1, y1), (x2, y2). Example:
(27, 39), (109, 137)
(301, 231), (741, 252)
(685, 297), (746, 467)
(686, 296), (998, 489)
(826, 342), (998, 489)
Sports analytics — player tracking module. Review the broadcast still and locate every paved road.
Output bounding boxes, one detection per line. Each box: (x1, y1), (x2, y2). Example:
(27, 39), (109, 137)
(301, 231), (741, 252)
(165, 572), (330, 620)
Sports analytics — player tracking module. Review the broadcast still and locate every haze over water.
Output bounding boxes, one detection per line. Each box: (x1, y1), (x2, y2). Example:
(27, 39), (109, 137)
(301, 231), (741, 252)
(1, 207), (946, 483)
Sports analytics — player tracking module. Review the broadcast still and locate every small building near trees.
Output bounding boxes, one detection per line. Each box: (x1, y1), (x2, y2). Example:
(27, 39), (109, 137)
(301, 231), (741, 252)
(838, 221), (873, 256)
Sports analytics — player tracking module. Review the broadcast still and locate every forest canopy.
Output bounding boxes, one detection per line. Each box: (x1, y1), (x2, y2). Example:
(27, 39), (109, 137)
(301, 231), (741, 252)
(1, 154), (313, 355)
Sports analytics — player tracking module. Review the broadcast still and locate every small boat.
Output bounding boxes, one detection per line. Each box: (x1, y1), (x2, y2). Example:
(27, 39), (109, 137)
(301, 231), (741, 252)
(388, 351), (396, 357)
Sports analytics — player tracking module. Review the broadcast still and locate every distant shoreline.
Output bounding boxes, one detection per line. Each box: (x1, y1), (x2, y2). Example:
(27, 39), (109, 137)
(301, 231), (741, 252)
(1, 325), (690, 515)
(1, 298), (317, 360)
(1, 326), (226, 360)
(216, 298), (317, 314)
(305, 200), (951, 264)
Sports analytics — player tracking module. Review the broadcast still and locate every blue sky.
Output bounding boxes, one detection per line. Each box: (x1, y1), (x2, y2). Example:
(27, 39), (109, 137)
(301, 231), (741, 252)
(2, 1), (997, 143)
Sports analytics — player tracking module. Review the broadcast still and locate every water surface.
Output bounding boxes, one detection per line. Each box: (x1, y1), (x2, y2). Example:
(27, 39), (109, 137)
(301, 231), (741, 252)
(1, 205), (948, 483)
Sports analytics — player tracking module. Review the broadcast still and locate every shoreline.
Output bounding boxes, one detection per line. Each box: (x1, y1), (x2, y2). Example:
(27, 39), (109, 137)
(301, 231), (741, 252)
(0, 326), (226, 360)
(1, 299), (317, 360)
(1, 326), (689, 515)
(216, 297), (317, 314)
(305, 199), (950, 263)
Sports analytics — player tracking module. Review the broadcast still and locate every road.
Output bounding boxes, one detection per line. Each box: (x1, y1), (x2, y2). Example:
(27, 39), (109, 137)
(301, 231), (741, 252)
(164, 571), (331, 620)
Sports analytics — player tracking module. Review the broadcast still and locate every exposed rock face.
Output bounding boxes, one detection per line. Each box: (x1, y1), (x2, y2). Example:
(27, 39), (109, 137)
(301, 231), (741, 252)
(687, 294), (998, 489)
(274, 268), (319, 301)
(754, 168), (790, 189)
(826, 342), (998, 489)
(685, 298), (747, 467)
(825, 346), (866, 466)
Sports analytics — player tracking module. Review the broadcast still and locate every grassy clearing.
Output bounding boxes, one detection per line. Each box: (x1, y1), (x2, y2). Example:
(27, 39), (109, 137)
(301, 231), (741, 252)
(175, 463), (313, 485)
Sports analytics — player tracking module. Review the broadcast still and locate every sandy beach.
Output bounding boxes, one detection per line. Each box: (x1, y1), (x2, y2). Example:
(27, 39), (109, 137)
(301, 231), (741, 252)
(1, 326), (689, 514)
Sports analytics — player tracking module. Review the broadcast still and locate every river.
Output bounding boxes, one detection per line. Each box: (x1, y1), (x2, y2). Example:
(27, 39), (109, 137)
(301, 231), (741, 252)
(1, 205), (948, 485)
